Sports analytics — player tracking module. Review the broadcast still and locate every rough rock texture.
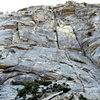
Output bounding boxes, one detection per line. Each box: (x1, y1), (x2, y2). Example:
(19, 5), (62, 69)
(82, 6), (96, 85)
(0, 1), (100, 100)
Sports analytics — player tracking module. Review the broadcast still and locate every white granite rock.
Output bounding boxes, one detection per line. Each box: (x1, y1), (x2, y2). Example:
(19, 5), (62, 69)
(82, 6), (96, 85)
(0, 1), (100, 100)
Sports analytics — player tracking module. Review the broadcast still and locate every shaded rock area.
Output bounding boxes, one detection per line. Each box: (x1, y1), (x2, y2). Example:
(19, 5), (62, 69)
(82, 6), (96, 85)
(0, 1), (100, 100)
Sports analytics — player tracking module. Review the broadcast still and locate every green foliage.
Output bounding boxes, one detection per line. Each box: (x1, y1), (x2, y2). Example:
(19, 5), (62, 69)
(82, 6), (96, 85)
(14, 82), (40, 100)
(12, 81), (71, 100)
(52, 83), (70, 93)
(34, 80), (52, 86)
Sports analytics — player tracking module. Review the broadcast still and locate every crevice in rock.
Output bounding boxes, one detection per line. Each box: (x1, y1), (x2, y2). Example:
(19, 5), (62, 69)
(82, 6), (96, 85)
(69, 57), (87, 64)
(73, 13), (99, 67)
(16, 22), (19, 35)
(3, 69), (21, 73)
(52, 10), (60, 49)
(0, 65), (14, 69)
(54, 30), (59, 49)
(12, 22), (21, 43)
(66, 48), (82, 51)
(10, 45), (31, 50)
(67, 27), (98, 92)
(72, 27), (97, 67)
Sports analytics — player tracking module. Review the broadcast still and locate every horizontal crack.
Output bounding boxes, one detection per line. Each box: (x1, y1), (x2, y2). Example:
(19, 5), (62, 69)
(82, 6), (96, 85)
(69, 57), (86, 64)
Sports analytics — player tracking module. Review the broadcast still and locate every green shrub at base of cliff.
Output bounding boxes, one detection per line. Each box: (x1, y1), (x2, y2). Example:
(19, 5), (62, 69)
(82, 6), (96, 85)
(12, 81), (71, 100)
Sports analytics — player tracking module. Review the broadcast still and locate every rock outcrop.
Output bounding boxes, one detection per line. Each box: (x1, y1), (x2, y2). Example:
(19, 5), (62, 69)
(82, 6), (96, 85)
(0, 1), (100, 100)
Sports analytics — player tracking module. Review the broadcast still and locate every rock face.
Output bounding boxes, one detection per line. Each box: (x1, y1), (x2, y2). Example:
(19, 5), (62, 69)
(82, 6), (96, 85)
(0, 1), (100, 100)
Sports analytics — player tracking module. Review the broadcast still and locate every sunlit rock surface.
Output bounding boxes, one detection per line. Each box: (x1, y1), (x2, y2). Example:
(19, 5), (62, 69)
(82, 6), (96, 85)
(0, 1), (100, 100)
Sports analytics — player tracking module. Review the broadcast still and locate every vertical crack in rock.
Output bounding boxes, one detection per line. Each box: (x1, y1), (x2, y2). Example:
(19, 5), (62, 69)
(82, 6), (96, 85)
(72, 26), (97, 67)
(0, 2), (100, 100)
(12, 22), (21, 43)
(72, 12), (98, 67)
(16, 22), (19, 32)
(71, 27), (100, 90)
(71, 25), (100, 89)
(52, 10), (59, 49)
(16, 22), (20, 40)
